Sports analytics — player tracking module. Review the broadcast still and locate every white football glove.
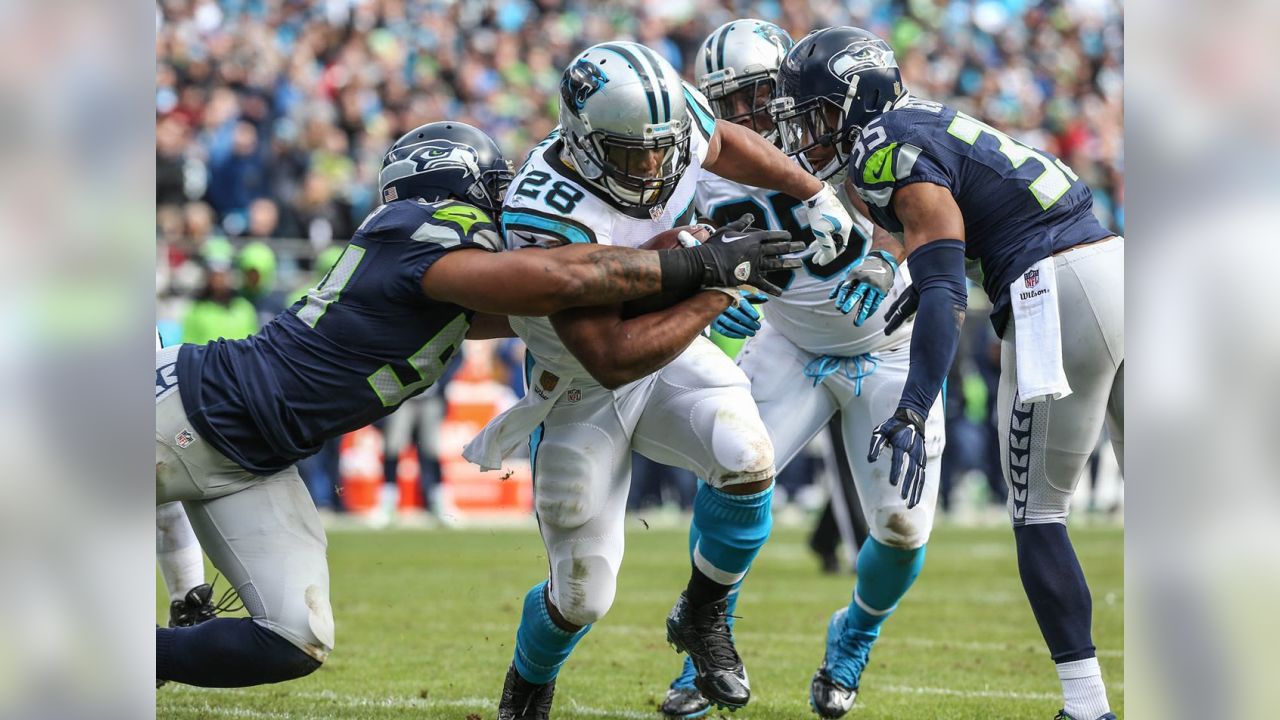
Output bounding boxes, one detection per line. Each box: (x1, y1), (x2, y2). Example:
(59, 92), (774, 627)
(803, 183), (855, 266)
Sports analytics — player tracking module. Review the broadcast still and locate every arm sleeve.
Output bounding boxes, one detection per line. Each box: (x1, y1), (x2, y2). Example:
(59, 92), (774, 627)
(897, 239), (968, 418)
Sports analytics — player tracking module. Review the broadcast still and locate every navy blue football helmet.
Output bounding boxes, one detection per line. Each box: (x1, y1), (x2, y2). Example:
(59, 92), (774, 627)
(770, 27), (903, 182)
(378, 121), (512, 214)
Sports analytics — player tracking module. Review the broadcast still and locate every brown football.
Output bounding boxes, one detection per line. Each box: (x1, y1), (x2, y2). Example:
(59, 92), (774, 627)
(621, 225), (713, 318)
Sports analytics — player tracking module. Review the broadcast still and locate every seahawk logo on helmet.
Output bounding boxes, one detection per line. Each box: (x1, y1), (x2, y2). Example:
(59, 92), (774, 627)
(558, 41), (692, 208)
(378, 121), (512, 214)
(828, 40), (897, 83)
(406, 141), (481, 175)
(771, 27), (904, 183)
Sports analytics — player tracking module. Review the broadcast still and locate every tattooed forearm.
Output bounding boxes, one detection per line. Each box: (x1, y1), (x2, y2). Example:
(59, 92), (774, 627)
(572, 247), (664, 303)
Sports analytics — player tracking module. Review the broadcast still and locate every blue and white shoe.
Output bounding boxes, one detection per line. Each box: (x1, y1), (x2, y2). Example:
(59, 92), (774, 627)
(661, 657), (710, 719)
(1054, 711), (1116, 720)
(809, 607), (878, 719)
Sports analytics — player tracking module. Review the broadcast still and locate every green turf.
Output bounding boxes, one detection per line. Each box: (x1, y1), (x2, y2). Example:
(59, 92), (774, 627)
(157, 522), (1123, 719)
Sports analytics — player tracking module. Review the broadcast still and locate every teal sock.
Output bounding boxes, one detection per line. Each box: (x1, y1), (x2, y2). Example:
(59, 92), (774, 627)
(513, 582), (589, 684)
(847, 538), (926, 633)
(690, 483), (773, 588)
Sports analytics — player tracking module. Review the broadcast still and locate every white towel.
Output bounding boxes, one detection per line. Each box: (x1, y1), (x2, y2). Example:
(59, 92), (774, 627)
(1009, 257), (1072, 403)
(463, 360), (570, 471)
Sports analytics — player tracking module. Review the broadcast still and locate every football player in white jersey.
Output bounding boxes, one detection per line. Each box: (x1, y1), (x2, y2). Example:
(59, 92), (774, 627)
(657, 22), (946, 719)
(462, 40), (855, 719)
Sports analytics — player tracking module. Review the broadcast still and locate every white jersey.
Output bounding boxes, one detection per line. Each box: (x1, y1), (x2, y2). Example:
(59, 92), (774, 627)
(503, 83), (717, 379)
(693, 172), (913, 357)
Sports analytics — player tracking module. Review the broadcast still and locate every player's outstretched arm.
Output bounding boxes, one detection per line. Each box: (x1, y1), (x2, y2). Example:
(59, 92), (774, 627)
(423, 245), (666, 316)
(465, 313), (515, 340)
(703, 120), (855, 265)
(422, 233), (798, 317)
(868, 182), (968, 508)
(702, 119), (822, 199)
(549, 292), (735, 390)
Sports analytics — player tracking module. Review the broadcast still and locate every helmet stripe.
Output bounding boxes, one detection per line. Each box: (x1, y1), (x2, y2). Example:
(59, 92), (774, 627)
(714, 22), (733, 73)
(634, 44), (671, 122)
(600, 43), (658, 124)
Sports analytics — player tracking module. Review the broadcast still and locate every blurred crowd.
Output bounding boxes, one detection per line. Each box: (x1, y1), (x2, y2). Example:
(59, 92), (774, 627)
(155, 0), (1124, 528)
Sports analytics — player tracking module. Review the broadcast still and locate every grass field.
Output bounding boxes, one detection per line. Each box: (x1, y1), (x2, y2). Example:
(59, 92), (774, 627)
(157, 522), (1123, 719)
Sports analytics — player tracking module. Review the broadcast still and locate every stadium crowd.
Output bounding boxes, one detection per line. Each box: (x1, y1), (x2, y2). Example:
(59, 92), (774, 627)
(155, 0), (1124, 523)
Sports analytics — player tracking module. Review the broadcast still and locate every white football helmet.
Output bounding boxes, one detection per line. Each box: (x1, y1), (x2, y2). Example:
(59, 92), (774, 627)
(695, 20), (794, 144)
(558, 41), (692, 208)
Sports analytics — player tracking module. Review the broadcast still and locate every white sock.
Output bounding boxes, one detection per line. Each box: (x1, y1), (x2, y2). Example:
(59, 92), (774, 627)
(1057, 657), (1110, 720)
(157, 502), (205, 602)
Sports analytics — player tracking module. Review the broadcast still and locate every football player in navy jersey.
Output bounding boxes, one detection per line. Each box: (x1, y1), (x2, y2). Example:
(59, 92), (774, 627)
(154, 121), (800, 689)
(772, 28), (1123, 720)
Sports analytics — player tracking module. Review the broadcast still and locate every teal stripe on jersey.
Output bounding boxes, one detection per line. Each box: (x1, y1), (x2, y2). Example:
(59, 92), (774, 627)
(684, 87), (717, 138)
(503, 210), (593, 245)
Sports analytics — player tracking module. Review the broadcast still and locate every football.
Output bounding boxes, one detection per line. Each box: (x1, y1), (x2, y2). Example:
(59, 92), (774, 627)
(621, 225), (714, 317)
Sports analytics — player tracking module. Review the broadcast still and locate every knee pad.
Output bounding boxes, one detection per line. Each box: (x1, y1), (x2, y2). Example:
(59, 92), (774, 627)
(245, 581), (335, 664)
(707, 401), (775, 485)
(868, 507), (933, 549)
(549, 552), (617, 627)
(534, 427), (614, 529)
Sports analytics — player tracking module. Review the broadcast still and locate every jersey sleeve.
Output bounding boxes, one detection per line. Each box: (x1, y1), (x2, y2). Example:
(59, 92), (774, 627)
(365, 200), (503, 300)
(501, 208), (600, 249)
(682, 81), (718, 158)
(692, 174), (715, 221)
(849, 113), (954, 225)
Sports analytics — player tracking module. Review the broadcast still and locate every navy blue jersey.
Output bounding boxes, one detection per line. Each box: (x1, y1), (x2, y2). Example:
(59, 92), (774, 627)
(847, 97), (1112, 333)
(176, 199), (501, 474)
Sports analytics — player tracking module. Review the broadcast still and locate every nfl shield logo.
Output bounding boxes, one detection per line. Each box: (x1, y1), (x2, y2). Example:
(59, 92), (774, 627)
(175, 429), (195, 449)
(1023, 269), (1040, 288)
(567, 388), (581, 404)
(649, 203), (666, 221)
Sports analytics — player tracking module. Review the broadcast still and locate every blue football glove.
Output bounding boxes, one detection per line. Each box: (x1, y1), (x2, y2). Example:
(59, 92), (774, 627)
(830, 250), (898, 326)
(711, 291), (768, 339)
(868, 407), (928, 508)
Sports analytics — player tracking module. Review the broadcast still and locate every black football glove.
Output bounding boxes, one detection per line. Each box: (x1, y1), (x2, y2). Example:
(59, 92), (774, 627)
(692, 214), (805, 296)
(868, 407), (929, 508)
(882, 283), (920, 335)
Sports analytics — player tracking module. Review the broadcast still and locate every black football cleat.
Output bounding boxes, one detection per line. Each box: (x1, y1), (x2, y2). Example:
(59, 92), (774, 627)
(1054, 711), (1117, 720)
(661, 685), (711, 719)
(497, 663), (555, 720)
(661, 657), (710, 719)
(665, 592), (750, 710)
(809, 669), (857, 719)
(168, 584), (218, 628)
(168, 579), (244, 628)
